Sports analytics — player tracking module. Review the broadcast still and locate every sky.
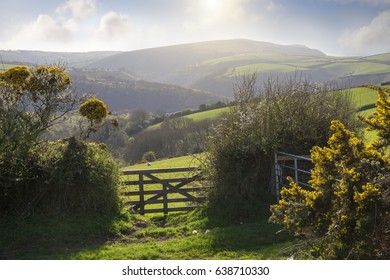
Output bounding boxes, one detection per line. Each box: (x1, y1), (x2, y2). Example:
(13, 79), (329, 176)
(0, 0), (389, 56)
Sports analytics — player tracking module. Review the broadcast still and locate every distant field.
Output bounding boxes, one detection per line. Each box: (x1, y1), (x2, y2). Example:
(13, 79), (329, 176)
(184, 107), (227, 121)
(148, 107), (226, 129)
(349, 87), (378, 108)
(122, 154), (203, 171)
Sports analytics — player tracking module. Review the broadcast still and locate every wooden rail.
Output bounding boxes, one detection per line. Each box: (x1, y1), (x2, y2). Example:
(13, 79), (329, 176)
(121, 167), (206, 215)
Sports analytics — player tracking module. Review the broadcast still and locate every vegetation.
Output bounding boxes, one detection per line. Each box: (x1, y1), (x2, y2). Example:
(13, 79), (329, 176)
(0, 66), (121, 216)
(269, 89), (390, 259)
(204, 74), (361, 221)
(1, 56), (388, 260)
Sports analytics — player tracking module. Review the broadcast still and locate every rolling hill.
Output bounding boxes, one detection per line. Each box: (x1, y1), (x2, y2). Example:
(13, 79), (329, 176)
(88, 40), (390, 97)
(0, 50), (121, 68)
(2, 39), (390, 112)
(69, 68), (225, 113)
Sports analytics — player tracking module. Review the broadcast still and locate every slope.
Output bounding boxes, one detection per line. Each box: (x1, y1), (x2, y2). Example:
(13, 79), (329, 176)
(88, 39), (390, 97)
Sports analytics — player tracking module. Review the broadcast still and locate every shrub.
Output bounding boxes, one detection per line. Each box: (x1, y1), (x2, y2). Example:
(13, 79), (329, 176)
(269, 120), (389, 259)
(37, 138), (121, 214)
(204, 74), (360, 221)
(142, 151), (157, 162)
(0, 138), (121, 216)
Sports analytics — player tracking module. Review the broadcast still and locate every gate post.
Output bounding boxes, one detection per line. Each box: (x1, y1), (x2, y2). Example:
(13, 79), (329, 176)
(274, 151), (281, 201)
(162, 182), (168, 215)
(139, 173), (145, 215)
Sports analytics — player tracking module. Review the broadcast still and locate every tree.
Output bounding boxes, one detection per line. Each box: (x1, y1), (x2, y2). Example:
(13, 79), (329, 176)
(79, 97), (111, 139)
(0, 65), (77, 155)
(0, 66), (121, 215)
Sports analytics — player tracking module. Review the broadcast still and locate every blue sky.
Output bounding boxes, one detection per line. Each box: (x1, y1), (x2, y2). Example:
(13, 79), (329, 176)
(0, 0), (389, 55)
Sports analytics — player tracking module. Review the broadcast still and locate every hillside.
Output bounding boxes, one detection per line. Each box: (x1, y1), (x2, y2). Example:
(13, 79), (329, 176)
(0, 50), (121, 68)
(70, 68), (225, 113)
(2, 39), (390, 112)
(88, 40), (390, 97)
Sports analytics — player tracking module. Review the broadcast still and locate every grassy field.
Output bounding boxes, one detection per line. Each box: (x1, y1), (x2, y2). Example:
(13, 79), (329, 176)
(0, 208), (297, 260)
(148, 107), (227, 129)
(0, 153), (298, 260)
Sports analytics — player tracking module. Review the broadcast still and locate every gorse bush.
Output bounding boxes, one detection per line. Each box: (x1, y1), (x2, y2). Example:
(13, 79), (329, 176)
(270, 89), (390, 259)
(205, 74), (360, 221)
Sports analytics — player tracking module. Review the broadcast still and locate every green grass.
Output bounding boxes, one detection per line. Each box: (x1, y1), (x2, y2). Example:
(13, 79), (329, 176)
(232, 63), (304, 75)
(349, 87), (378, 108)
(184, 107), (227, 122)
(0, 210), (296, 260)
(123, 154), (203, 171)
(69, 216), (295, 260)
(148, 107), (226, 129)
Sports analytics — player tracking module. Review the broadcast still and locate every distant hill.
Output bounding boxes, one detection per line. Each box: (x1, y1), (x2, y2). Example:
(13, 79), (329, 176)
(0, 50), (121, 68)
(88, 40), (390, 97)
(88, 39), (326, 94)
(69, 68), (224, 113)
(2, 39), (390, 111)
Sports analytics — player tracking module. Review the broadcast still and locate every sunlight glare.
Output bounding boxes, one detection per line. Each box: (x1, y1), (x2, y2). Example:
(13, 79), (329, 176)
(202, 0), (219, 11)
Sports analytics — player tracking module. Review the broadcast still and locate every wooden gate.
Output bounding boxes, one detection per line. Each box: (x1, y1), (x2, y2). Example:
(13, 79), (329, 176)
(121, 167), (206, 215)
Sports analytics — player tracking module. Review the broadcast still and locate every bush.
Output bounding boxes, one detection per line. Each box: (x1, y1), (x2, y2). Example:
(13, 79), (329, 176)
(204, 74), (360, 221)
(142, 151), (157, 162)
(0, 138), (121, 216)
(270, 90), (390, 259)
(269, 121), (389, 259)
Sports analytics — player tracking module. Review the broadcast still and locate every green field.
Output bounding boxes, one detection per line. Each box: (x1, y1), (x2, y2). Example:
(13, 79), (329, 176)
(200, 50), (390, 80)
(349, 87), (378, 108)
(123, 154), (203, 171)
(148, 107), (227, 129)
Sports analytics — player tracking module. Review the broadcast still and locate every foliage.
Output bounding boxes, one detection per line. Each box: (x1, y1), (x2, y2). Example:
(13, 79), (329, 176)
(360, 88), (390, 149)
(38, 138), (121, 214)
(0, 66), (121, 216)
(0, 65), (77, 156)
(79, 97), (112, 139)
(142, 151), (157, 162)
(269, 120), (390, 259)
(124, 118), (214, 163)
(79, 97), (109, 123)
(0, 137), (121, 215)
(205, 74), (360, 221)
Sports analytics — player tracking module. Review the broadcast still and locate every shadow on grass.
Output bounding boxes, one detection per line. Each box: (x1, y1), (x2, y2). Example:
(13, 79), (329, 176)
(0, 212), (133, 260)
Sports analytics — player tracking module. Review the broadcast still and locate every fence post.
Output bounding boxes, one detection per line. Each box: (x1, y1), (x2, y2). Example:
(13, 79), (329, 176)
(274, 152), (281, 201)
(139, 173), (145, 215)
(163, 182), (168, 215)
(294, 158), (298, 183)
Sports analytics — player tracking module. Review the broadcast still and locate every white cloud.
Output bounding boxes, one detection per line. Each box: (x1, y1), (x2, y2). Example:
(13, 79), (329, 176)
(339, 10), (390, 55)
(3, 14), (73, 50)
(97, 11), (133, 39)
(56, 0), (97, 19)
